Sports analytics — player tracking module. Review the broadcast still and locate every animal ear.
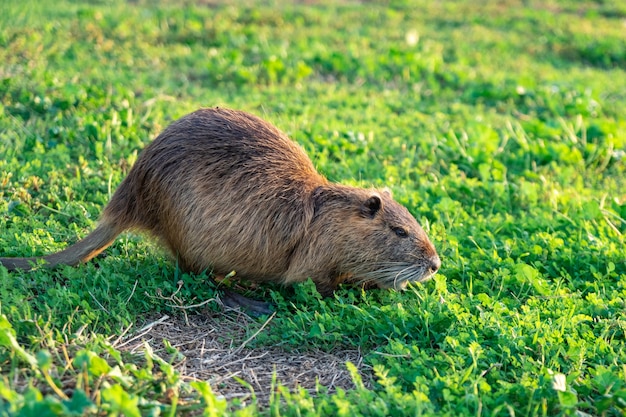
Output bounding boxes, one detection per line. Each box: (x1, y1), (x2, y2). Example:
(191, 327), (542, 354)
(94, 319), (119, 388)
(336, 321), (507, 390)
(381, 187), (392, 197)
(360, 195), (382, 218)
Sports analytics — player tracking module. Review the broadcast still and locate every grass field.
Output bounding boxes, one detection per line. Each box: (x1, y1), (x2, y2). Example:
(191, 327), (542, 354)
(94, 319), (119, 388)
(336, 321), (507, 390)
(1, 0), (625, 415)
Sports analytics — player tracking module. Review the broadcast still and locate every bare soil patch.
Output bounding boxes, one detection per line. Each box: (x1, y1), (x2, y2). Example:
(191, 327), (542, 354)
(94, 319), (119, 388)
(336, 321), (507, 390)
(117, 309), (370, 406)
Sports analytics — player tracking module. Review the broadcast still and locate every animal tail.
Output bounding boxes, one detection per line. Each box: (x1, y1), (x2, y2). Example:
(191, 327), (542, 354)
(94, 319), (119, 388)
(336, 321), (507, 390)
(0, 220), (122, 271)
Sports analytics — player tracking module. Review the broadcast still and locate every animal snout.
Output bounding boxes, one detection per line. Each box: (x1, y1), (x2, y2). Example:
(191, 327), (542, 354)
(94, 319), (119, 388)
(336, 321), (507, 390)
(429, 254), (441, 274)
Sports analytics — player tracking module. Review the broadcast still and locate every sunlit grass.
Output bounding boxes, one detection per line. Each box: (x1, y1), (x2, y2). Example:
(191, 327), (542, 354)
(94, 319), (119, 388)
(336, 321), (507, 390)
(0, 0), (625, 415)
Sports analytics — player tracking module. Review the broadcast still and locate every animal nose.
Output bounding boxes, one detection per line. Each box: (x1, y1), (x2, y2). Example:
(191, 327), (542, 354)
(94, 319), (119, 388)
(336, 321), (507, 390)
(429, 255), (441, 274)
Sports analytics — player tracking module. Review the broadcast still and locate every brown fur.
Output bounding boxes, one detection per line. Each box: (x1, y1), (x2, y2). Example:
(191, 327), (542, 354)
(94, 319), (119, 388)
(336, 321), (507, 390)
(0, 108), (440, 295)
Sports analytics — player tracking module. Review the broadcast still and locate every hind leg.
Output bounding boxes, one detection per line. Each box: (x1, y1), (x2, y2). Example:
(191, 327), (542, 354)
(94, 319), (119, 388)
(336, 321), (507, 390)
(208, 271), (273, 317)
(175, 256), (274, 316)
(219, 288), (273, 316)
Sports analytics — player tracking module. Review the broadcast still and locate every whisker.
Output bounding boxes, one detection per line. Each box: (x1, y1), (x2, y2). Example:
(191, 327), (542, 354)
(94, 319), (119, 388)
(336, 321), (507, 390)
(345, 260), (436, 290)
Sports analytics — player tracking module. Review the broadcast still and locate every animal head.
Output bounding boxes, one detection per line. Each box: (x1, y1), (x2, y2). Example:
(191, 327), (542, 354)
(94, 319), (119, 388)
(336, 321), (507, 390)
(312, 186), (440, 290)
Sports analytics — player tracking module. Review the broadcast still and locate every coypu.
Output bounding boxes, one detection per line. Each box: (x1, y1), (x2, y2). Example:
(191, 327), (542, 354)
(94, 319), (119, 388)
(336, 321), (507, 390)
(1, 108), (440, 313)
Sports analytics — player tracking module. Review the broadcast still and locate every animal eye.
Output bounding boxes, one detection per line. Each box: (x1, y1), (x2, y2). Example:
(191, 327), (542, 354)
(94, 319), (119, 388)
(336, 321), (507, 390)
(391, 226), (409, 238)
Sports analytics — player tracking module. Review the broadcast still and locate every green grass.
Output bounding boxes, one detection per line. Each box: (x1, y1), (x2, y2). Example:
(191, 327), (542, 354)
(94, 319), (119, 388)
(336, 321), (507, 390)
(1, 0), (625, 415)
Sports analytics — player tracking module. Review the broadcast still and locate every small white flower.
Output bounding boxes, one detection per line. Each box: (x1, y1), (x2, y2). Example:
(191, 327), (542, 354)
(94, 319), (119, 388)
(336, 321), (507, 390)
(552, 373), (567, 392)
(406, 30), (419, 46)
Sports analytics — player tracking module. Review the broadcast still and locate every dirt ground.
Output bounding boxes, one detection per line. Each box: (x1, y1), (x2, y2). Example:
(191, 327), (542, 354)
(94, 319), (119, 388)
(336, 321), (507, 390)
(116, 305), (370, 407)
